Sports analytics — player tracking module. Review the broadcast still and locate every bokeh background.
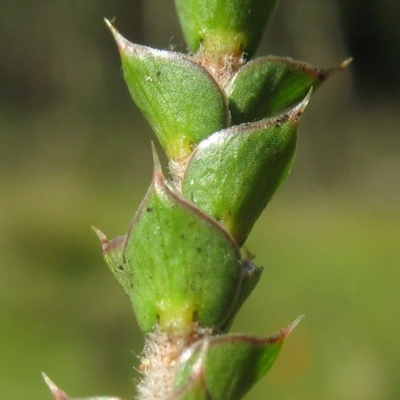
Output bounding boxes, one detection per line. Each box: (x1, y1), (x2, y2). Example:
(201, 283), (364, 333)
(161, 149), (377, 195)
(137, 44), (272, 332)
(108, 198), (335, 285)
(1, 1), (399, 399)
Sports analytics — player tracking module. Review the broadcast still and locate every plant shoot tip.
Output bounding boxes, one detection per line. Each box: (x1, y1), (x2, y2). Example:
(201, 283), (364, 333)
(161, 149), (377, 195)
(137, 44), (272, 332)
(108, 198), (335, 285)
(290, 314), (305, 332)
(341, 57), (353, 69)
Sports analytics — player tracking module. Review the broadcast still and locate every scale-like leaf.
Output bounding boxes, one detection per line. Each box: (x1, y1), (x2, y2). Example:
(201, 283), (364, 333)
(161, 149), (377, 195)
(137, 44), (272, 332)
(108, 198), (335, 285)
(227, 56), (350, 124)
(174, 318), (301, 400)
(122, 152), (242, 333)
(182, 93), (310, 246)
(107, 21), (228, 161)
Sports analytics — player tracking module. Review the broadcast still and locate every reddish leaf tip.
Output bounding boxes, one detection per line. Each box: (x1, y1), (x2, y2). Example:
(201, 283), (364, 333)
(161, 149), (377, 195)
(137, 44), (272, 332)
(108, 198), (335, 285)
(283, 314), (305, 338)
(104, 19), (129, 55)
(267, 315), (304, 344)
(42, 373), (69, 400)
(92, 226), (108, 246)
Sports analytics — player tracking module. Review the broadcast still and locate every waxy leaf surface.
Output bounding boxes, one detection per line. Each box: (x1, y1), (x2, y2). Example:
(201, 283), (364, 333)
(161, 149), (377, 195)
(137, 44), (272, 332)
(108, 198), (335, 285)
(182, 96), (309, 246)
(227, 56), (344, 124)
(108, 22), (228, 161)
(122, 164), (242, 333)
(174, 323), (296, 400)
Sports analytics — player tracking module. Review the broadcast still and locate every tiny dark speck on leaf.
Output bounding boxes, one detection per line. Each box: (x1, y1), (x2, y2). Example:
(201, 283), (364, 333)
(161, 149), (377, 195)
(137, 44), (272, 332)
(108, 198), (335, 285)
(157, 71), (161, 76)
(146, 207), (153, 212)
(180, 233), (186, 239)
(118, 265), (124, 271)
(197, 247), (202, 253)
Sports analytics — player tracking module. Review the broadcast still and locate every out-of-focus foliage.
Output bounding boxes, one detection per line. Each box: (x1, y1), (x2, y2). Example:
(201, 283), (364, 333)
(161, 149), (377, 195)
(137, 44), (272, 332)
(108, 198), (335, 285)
(337, 0), (400, 100)
(0, 1), (399, 399)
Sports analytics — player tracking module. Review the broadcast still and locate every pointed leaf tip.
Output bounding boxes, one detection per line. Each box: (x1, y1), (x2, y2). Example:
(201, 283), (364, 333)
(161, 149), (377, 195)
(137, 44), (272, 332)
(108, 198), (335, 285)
(123, 164), (241, 332)
(92, 226), (108, 247)
(151, 142), (163, 179)
(295, 87), (313, 116)
(104, 18), (112, 29)
(150, 144), (172, 193)
(42, 373), (69, 400)
(105, 19), (130, 55)
(104, 18), (119, 42)
(319, 57), (353, 81)
(109, 26), (228, 161)
(43, 372), (123, 399)
(182, 107), (299, 246)
(341, 57), (353, 69)
(277, 314), (305, 340)
(288, 314), (305, 334)
(175, 329), (289, 400)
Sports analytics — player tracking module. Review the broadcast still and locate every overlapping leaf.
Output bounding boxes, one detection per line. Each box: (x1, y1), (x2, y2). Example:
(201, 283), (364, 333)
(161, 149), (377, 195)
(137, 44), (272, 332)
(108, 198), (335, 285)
(182, 93), (310, 246)
(173, 318), (301, 400)
(107, 21), (229, 161)
(99, 152), (242, 333)
(227, 56), (350, 124)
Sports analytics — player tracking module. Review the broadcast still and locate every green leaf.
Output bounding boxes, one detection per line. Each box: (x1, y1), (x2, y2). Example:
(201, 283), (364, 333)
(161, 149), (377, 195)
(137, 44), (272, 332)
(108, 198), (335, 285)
(93, 228), (128, 295)
(170, 365), (210, 400)
(227, 56), (350, 124)
(182, 93), (310, 247)
(107, 20), (229, 161)
(95, 232), (261, 333)
(220, 259), (263, 332)
(174, 318), (301, 400)
(122, 150), (242, 333)
(174, 0), (278, 59)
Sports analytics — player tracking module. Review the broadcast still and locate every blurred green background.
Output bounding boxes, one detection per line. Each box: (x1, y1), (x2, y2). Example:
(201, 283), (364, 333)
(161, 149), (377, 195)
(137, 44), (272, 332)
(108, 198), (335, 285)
(1, 1), (399, 399)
